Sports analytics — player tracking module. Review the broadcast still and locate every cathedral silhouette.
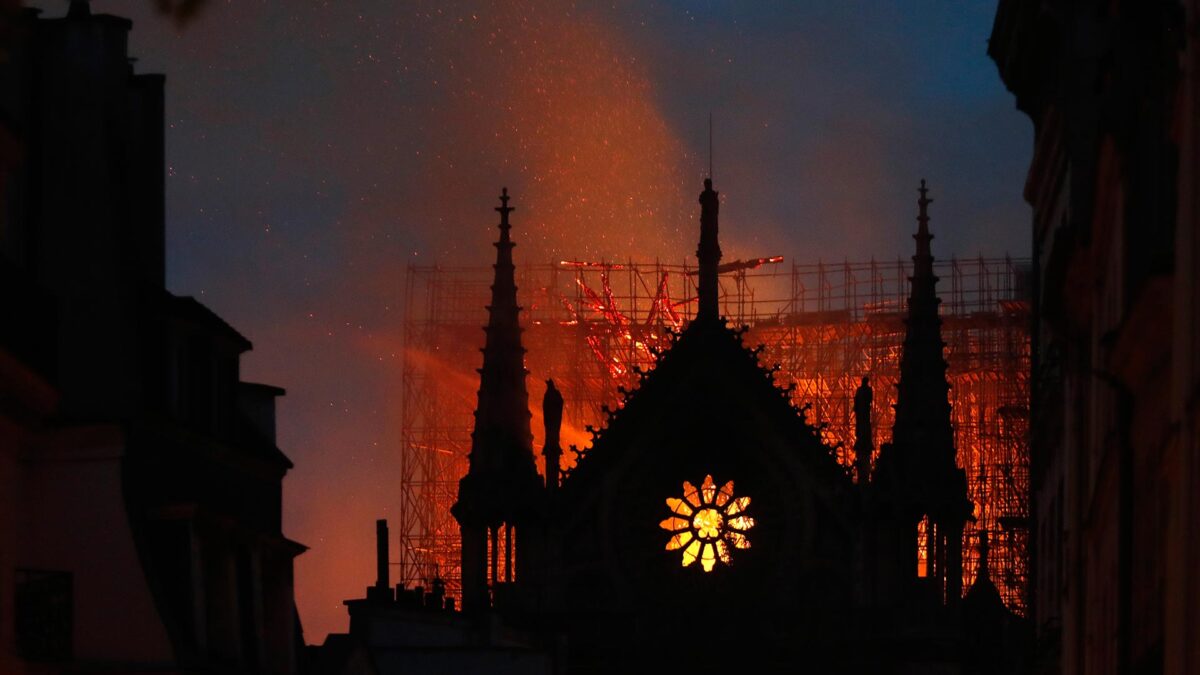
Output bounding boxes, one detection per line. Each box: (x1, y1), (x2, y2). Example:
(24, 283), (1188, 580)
(444, 178), (1027, 673)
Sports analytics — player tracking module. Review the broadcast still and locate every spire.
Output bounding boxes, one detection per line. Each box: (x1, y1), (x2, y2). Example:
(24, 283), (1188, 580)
(893, 179), (951, 466)
(453, 188), (542, 613)
(454, 188), (539, 522)
(889, 179), (959, 486)
(696, 178), (722, 322)
(472, 186), (533, 475)
(878, 179), (972, 605)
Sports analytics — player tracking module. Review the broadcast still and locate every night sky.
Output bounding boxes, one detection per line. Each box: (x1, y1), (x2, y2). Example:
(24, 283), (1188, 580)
(36, 1), (1030, 641)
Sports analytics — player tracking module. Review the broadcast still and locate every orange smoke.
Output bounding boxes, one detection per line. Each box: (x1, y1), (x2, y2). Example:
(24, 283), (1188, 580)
(402, 1), (696, 264)
(401, 260), (1032, 617)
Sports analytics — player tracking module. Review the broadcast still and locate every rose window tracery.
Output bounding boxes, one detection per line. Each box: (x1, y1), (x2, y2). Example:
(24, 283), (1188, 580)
(659, 475), (755, 572)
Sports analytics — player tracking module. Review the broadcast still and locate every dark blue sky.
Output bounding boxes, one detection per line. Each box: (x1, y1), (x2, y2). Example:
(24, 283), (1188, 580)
(42, 0), (1030, 639)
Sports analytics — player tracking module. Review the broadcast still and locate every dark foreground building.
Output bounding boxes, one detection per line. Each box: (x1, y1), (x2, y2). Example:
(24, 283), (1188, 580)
(318, 178), (1029, 674)
(989, 2), (1200, 675)
(0, 3), (305, 673)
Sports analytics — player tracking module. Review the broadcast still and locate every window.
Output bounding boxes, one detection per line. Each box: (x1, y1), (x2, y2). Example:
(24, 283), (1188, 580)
(917, 515), (931, 577)
(487, 523), (514, 584)
(659, 475), (755, 572)
(15, 569), (72, 662)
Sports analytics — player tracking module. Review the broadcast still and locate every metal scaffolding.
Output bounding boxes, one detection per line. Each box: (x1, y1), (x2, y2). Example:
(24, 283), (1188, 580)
(400, 256), (1031, 615)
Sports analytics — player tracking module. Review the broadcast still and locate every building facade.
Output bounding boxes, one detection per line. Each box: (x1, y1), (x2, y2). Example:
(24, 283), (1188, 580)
(434, 178), (1027, 673)
(0, 3), (305, 673)
(989, 2), (1200, 674)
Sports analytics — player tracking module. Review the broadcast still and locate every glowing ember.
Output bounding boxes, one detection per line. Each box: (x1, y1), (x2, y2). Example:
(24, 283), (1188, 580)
(405, 0), (694, 264)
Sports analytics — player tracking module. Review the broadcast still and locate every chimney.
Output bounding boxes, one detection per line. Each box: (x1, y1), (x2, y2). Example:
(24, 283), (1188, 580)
(376, 519), (389, 589)
(367, 519), (394, 603)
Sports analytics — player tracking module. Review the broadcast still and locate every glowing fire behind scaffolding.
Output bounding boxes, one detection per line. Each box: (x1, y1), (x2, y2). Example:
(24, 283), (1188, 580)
(400, 256), (1031, 615)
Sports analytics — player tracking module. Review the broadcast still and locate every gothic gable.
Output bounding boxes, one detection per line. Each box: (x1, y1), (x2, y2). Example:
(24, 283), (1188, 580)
(553, 319), (856, 617)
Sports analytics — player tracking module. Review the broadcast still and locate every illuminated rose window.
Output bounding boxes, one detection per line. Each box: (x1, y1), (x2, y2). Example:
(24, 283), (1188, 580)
(659, 475), (755, 572)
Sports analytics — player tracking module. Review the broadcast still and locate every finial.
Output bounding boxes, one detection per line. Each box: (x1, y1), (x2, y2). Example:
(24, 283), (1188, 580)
(917, 179), (932, 228)
(977, 529), (991, 582)
(696, 176), (722, 322)
(708, 112), (714, 180)
(914, 179), (933, 261)
(495, 187), (514, 231)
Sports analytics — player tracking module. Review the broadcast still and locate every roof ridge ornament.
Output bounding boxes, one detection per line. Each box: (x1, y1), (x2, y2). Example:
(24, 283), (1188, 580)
(696, 178), (722, 322)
